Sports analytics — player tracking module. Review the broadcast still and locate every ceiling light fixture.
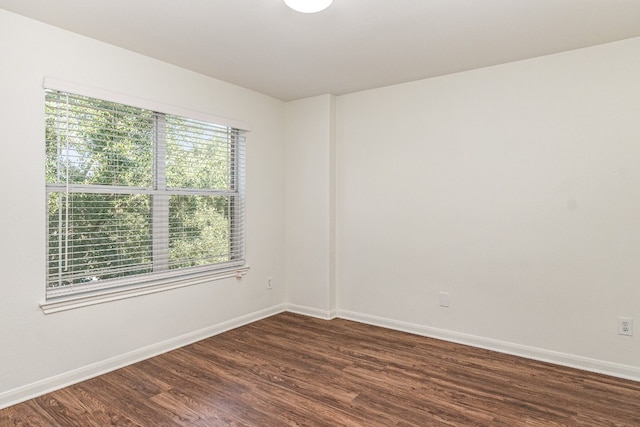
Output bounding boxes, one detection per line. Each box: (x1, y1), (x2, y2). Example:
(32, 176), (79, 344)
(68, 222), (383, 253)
(284, 0), (333, 14)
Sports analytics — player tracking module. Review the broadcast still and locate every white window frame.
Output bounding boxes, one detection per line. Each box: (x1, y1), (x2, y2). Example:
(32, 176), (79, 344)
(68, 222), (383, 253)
(40, 78), (250, 314)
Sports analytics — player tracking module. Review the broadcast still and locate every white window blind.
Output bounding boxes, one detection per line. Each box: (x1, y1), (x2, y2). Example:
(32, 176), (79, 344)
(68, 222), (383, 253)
(45, 89), (246, 299)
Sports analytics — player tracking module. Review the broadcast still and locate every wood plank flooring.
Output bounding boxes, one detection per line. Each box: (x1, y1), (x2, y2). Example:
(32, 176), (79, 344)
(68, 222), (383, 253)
(2, 312), (640, 426)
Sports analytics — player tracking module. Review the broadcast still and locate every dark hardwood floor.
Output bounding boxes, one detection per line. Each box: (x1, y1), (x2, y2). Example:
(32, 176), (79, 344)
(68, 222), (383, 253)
(2, 312), (640, 426)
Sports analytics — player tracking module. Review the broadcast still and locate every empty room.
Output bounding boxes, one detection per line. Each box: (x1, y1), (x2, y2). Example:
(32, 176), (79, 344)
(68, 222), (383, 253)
(1, 1), (639, 425)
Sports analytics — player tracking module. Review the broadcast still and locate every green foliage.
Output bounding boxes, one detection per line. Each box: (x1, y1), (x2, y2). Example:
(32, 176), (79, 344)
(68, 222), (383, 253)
(166, 116), (234, 190)
(47, 193), (152, 286)
(169, 195), (231, 268)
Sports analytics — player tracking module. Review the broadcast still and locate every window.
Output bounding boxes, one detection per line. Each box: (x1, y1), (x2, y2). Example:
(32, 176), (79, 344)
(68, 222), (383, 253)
(45, 87), (246, 301)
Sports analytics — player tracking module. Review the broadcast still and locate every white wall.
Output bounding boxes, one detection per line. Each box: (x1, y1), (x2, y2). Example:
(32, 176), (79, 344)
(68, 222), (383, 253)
(335, 37), (640, 375)
(0, 9), (286, 405)
(284, 95), (337, 317)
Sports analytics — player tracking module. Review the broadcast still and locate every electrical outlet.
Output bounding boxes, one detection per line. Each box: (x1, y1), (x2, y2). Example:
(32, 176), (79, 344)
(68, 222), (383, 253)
(266, 277), (273, 290)
(618, 317), (633, 336)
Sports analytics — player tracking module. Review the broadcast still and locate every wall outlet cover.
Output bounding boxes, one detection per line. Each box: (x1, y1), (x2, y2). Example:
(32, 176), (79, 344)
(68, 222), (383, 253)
(618, 317), (633, 336)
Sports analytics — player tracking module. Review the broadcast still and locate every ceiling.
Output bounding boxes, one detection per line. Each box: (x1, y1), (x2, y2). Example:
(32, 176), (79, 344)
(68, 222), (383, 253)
(2, 0), (640, 101)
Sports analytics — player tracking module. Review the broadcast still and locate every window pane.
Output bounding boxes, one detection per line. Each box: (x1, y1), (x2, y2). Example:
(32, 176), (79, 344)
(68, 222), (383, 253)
(45, 92), (154, 187)
(47, 192), (152, 287)
(166, 116), (233, 190)
(45, 88), (245, 298)
(169, 195), (232, 268)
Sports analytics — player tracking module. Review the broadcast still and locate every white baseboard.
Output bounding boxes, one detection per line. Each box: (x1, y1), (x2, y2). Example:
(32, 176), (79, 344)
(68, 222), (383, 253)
(286, 303), (337, 320)
(337, 309), (640, 383)
(0, 304), (287, 410)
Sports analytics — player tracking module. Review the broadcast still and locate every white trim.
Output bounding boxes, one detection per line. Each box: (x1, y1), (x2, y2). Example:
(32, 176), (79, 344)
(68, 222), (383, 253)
(286, 304), (337, 320)
(41, 267), (250, 314)
(42, 77), (251, 131)
(336, 309), (640, 383)
(0, 304), (286, 410)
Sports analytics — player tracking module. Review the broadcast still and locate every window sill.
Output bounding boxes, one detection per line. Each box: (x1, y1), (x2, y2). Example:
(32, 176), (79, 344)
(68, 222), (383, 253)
(40, 266), (249, 314)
